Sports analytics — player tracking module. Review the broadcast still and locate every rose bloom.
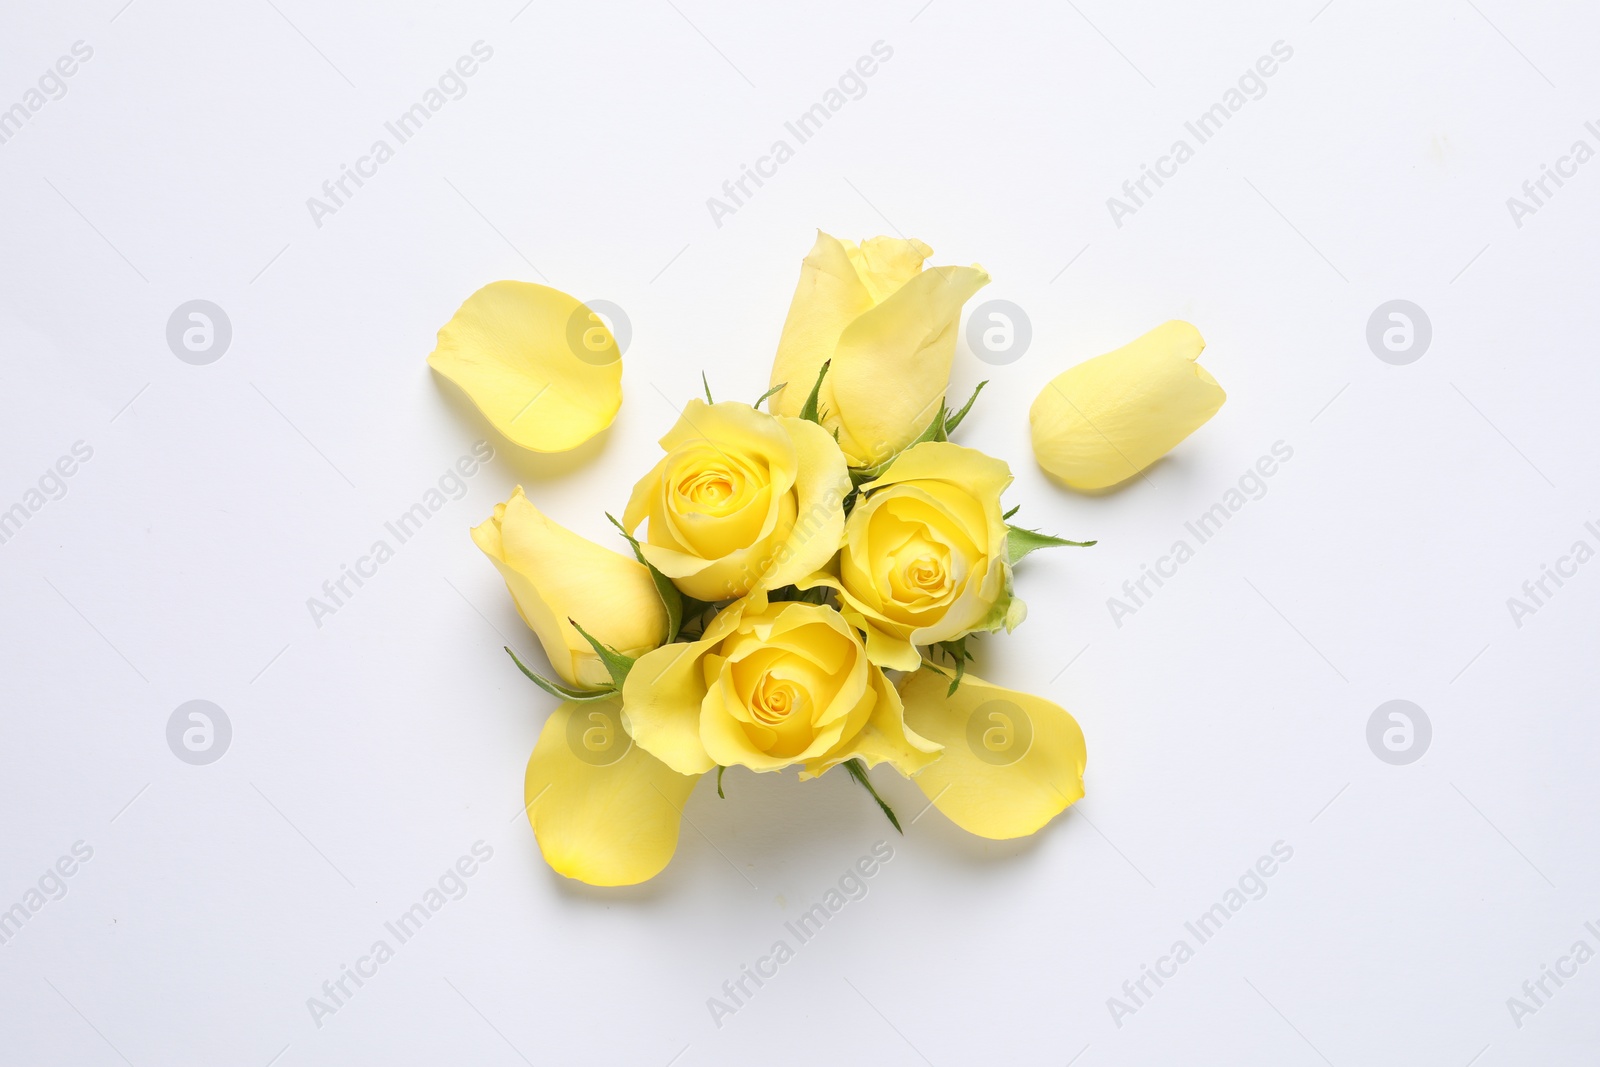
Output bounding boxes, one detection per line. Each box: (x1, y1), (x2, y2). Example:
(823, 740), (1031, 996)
(622, 594), (940, 778)
(473, 487), (667, 689)
(802, 441), (1021, 670)
(767, 232), (989, 468)
(623, 399), (849, 601)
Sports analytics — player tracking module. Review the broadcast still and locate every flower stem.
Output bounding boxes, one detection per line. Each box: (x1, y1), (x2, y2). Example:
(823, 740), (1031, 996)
(843, 759), (902, 834)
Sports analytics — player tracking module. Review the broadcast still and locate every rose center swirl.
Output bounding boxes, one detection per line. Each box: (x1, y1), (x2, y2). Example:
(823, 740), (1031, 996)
(679, 467), (740, 510)
(750, 674), (807, 726)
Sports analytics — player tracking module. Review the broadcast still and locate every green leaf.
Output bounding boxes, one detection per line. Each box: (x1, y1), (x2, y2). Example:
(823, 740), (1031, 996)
(716, 766), (727, 799)
(941, 380), (988, 437)
(843, 759), (902, 834)
(503, 646), (616, 702)
(1006, 525), (1097, 568)
(606, 512), (684, 643)
(567, 618), (636, 690)
(798, 360), (831, 425)
(701, 371), (714, 404)
(753, 382), (785, 409)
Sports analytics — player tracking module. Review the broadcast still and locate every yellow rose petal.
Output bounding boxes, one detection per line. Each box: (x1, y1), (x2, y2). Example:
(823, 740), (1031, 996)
(622, 640), (720, 776)
(428, 281), (622, 453)
(621, 594), (760, 776)
(762, 416), (849, 589)
(899, 669), (1086, 839)
(801, 667), (942, 780)
(1029, 320), (1225, 491)
(768, 232), (879, 419)
(848, 235), (936, 302)
(828, 263), (990, 467)
(525, 699), (699, 887)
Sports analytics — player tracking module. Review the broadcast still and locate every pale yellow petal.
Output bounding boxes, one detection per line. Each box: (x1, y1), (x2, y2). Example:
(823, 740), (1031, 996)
(802, 667), (942, 779)
(848, 236), (935, 302)
(1029, 320), (1225, 491)
(760, 416), (849, 589)
(899, 669), (1086, 840)
(827, 263), (990, 466)
(619, 640), (718, 775)
(768, 232), (877, 418)
(795, 571), (923, 672)
(428, 281), (622, 453)
(524, 700), (699, 886)
(861, 440), (1012, 503)
(620, 595), (761, 775)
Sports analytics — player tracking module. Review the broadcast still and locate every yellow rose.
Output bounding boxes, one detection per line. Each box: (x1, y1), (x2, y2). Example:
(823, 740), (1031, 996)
(622, 594), (941, 778)
(767, 232), (989, 468)
(1030, 320), (1225, 490)
(899, 668), (1086, 839)
(622, 400), (850, 602)
(800, 441), (1020, 671)
(427, 281), (623, 453)
(472, 487), (668, 689)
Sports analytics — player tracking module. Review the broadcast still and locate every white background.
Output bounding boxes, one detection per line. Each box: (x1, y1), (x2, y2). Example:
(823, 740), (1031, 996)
(3, 1), (1598, 1064)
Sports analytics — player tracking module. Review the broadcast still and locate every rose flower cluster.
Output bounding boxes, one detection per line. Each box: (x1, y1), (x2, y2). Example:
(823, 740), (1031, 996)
(429, 232), (1225, 885)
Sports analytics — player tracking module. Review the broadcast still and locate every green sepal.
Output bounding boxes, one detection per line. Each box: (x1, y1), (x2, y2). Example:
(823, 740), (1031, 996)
(606, 512), (685, 643)
(931, 636), (972, 695)
(1006, 525), (1097, 568)
(567, 618), (636, 690)
(768, 584), (829, 605)
(1002, 504), (1020, 520)
(674, 596), (717, 640)
(941, 380), (988, 437)
(753, 382), (785, 409)
(701, 371), (714, 404)
(843, 758), (902, 834)
(799, 360), (831, 425)
(504, 646), (617, 702)
(716, 766), (727, 799)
